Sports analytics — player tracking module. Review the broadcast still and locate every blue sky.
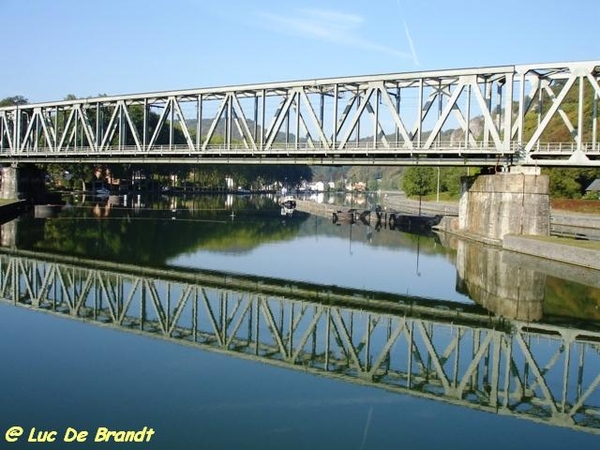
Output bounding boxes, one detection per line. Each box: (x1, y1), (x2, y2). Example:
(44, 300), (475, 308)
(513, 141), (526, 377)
(2, 0), (599, 103)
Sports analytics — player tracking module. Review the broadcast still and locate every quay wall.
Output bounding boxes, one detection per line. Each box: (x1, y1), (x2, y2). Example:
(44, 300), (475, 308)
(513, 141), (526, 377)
(503, 235), (600, 271)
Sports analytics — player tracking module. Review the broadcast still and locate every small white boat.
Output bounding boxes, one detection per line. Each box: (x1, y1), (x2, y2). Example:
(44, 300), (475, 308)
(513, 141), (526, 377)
(280, 196), (296, 209)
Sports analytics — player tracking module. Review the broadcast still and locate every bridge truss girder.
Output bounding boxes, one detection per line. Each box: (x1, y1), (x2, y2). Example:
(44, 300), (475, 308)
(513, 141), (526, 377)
(0, 61), (598, 166)
(1, 251), (599, 433)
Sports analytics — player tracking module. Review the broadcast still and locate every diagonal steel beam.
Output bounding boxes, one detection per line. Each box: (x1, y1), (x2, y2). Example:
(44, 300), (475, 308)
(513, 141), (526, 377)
(524, 75), (577, 153)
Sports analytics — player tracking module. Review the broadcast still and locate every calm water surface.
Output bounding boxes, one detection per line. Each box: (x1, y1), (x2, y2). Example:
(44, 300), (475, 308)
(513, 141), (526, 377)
(1, 193), (599, 449)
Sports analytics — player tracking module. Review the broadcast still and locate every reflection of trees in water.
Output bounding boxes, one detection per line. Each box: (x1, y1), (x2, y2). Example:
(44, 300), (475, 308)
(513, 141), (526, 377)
(296, 215), (455, 261)
(544, 277), (600, 322)
(150, 193), (274, 212)
(15, 195), (309, 266)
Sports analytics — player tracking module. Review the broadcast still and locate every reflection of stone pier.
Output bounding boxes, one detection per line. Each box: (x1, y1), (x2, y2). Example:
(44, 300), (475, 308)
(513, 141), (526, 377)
(456, 239), (545, 321)
(1, 219), (17, 248)
(0, 200), (27, 248)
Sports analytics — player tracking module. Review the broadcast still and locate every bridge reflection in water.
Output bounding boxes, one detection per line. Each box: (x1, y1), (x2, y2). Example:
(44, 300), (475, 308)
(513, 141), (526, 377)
(1, 249), (599, 434)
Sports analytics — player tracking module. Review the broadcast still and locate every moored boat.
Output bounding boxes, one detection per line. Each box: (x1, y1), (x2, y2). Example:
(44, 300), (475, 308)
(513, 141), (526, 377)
(280, 196), (297, 209)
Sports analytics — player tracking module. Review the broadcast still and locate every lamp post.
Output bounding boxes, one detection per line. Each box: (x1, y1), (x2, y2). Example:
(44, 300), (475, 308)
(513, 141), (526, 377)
(418, 169), (423, 216)
(436, 167), (440, 203)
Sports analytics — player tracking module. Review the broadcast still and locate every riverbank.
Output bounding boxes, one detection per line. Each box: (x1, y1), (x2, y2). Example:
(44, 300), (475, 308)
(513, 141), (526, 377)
(379, 193), (600, 270)
(385, 196), (600, 270)
(503, 235), (600, 271)
(383, 192), (600, 238)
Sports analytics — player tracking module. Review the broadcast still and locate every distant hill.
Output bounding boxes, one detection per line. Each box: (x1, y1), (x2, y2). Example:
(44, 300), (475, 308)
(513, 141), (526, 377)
(186, 119), (295, 143)
(183, 88), (599, 196)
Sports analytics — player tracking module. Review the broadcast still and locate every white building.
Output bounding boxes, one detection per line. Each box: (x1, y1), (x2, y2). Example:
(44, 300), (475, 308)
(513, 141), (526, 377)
(309, 181), (325, 192)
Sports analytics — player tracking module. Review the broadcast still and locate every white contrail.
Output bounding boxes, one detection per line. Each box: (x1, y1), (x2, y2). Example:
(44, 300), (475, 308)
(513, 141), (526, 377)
(257, 8), (412, 59)
(403, 19), (420, 66)
(359, 406), (374, 450)
(397, 0), (420, 67)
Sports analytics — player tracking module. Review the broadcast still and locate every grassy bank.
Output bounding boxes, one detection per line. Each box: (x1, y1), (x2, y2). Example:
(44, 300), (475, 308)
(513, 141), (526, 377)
(551, 199), (600, 214)
(521, 235), (600, 251)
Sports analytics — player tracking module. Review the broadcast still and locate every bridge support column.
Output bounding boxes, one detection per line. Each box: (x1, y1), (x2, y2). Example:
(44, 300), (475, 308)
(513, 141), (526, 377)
(0, 165), (19, 200)
(0, 164), (46, 202)
(458, 169), (550, 243)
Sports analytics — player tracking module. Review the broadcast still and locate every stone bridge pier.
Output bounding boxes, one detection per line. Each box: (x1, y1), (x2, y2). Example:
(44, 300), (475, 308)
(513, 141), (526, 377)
(458, 169), (550, 243)
(0, 164), (46, 202)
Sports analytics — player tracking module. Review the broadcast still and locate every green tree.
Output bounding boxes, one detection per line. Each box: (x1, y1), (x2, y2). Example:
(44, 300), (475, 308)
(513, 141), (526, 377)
(0, 95), (28, 106)
(402, 167), (436, 196)
(440, 167), (469, 196)
(544, 168), (600, 198)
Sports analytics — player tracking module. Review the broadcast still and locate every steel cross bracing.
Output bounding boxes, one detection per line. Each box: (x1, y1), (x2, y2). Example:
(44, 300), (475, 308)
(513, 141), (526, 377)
(1, 251), (599, 433)
(0, 61), (598, 166)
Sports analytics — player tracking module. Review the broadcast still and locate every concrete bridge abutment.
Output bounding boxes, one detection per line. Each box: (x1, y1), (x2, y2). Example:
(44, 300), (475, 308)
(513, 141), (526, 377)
(0, 164), (46, 202)
(458, 170), (550, 243)
(0, 165), (19, 200)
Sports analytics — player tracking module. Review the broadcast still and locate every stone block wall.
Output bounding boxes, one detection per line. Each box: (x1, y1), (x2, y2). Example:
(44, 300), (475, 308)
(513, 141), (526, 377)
(0, 166), (18, 200)
(459, 173), (550, 241)
(0, 164), (47, 201)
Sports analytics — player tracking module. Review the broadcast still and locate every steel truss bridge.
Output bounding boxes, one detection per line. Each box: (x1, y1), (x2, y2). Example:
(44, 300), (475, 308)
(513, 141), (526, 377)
(1, 61), (599, 167)
(1, 249), (599, 434)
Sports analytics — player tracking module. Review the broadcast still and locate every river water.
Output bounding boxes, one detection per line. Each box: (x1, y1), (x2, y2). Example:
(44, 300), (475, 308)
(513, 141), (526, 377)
(0, 192), (599, 449)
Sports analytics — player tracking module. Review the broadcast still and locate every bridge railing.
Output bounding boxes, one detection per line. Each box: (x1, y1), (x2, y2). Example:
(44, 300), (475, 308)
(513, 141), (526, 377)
(527, 142), (600, 154)
(0, 140), (522, 154)
(2, 140), (598, 166)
